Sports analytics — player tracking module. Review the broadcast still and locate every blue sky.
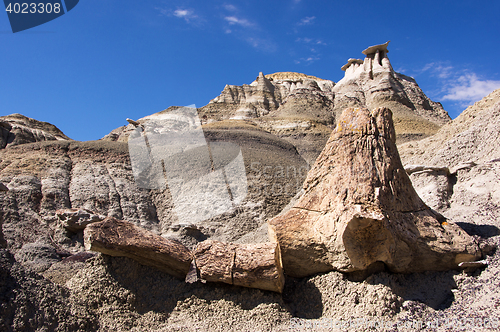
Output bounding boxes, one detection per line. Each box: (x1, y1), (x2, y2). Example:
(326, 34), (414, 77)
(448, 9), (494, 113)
(2, 0), (500, 141)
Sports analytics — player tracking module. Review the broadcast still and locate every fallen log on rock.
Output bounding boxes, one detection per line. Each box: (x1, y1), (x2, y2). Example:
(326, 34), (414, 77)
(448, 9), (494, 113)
(268, 107), (482, 278)
(84, 217), (192, 279)
(192, 240), (284, 293)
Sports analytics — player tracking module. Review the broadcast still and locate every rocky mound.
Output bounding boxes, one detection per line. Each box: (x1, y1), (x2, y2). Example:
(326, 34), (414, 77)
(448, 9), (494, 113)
(104, 44), (449, 166)
(0, 104), (499, 331)
(264, 72), (326, 81)
(0, 117), (308, 254)
(399, 88), (500, 166)
(1, 53), (499, 331)
(332, 42), (450, 142)
(0, 113), (70, 149)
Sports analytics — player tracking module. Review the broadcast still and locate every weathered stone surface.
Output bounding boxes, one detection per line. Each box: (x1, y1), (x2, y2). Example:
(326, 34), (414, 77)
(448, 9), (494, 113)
(0, 113), (70, 149)
(56, 208), (105, 232)
(341, 58), (364, 71)
(399, 89), (500, 166)
(13, 242), (62, 273)
(0, 120), (308, 254)
(268, 107), (481, 278)
(84, 217), (192, 279)
(406, 166), (452, 212)
(193, 240), (284, 293)
(0, 183), (8, 248)
(362, 41), (390, 55)
(333, 43), (450, 142)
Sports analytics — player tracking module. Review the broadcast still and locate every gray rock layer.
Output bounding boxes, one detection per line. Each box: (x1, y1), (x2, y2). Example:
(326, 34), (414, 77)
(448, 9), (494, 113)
(0, 113), (70, 149)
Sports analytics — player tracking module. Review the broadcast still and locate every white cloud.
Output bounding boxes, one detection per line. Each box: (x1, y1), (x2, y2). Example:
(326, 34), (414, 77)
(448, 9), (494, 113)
(420, 62), (500, 106)
(223, 4), (237, 12)
(295, 55), (320, 64)
(156, 7), (200, 24)
(443, 73), (500, 102)
(224, 16), (254, 28)
(173, 9), (198, 22)
(245, 37), (277, 52)
(422, 62), (454, 79)
(297, 16), (315, 26)
(296, 37), (326, 45)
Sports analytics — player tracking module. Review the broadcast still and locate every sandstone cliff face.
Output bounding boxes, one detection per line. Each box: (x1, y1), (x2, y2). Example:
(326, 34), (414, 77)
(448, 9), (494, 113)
(0, 113), (70, 149)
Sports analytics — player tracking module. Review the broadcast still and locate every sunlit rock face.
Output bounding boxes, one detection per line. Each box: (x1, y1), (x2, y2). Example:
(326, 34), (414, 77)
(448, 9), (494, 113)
(268, 107), (480, 278)
(333, 41), (450, 143)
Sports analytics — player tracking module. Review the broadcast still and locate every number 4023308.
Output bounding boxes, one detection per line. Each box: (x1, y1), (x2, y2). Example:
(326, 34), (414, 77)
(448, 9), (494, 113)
(5, 2), (62, 14)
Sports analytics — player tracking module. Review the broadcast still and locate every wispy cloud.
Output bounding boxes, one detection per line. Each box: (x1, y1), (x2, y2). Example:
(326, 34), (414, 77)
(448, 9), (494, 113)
(421, 62), (500, 106)
(297, 16), (315, 26)
(443, 73), (500, 102)
(294, 55), (320, 65)
(422, 62), (454, 79)
(156, 7), (200, 24)
(295, 37), (326, 45)
(246, 37), (277, 52)
(224, 16), (255, 28)
(223, 4), (237, 12)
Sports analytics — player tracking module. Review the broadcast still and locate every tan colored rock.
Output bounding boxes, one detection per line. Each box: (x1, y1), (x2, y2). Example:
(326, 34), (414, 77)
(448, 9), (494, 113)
(193, 240), (284, 293)
(362, 41), (390, 55)
(84, 217), (192, 279)
(268, 107), (481, 278)
(341, 58), (364, 71)
(56, 208), (105, 232)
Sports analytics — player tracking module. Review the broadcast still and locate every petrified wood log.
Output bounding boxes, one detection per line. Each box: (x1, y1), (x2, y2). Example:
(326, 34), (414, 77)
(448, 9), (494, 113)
(268, 107), (481, 278)
(193, 240), (284, 293)
(84, 217), (192, 279)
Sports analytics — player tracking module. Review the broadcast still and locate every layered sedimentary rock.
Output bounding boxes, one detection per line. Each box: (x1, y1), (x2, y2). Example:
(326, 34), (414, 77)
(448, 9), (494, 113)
(399, 89), (500, 252)
(0, 113), (70, 149)
(0, 115), (308, 254)
(84, 217), (192, 279)
(333, 42), (450, 142)
(268, 107), (480, 278)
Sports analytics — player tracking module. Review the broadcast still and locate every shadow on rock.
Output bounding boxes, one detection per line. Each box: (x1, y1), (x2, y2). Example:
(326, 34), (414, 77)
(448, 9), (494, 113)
(455, 222), (500, 238)
(366, 270), (458, 310)
(281, 275), (323, 319)
(101, 255), (288, 316)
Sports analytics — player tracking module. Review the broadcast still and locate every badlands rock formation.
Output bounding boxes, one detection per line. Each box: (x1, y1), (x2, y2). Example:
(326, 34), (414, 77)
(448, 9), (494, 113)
(0, 57), (499, 331)
(0, 113), (70, 149)
(333, 42), (450, 142)
(105, 44), (448, 165)
(0, 119), (308, 256)
(268, 107), (480, 277)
